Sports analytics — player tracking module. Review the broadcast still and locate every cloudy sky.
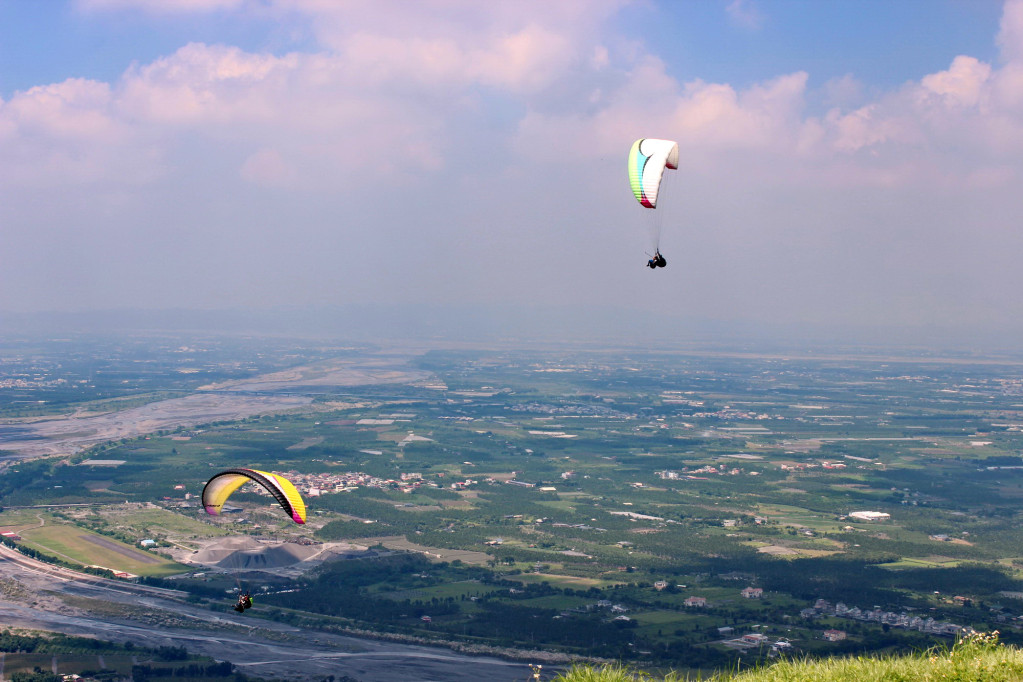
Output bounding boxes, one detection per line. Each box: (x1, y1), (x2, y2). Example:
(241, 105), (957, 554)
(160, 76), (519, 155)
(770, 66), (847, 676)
(2, 0), (1020, 345)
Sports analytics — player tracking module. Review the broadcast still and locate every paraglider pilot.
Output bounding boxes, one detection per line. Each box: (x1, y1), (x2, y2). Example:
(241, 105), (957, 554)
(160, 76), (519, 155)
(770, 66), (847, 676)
(647, 250), (667, 269)
(234, 592), (253, 613)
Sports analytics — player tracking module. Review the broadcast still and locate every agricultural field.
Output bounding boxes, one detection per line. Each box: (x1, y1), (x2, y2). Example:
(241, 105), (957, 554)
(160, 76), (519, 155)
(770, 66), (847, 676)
(8, 512), (189, 577)
(4, 338), (1023, 669)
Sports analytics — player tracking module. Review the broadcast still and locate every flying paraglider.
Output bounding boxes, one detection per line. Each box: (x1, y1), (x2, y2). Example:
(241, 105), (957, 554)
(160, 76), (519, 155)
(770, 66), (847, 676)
(202, 468), (307, 524)
(647, 250), (667, 269)
(234, 591), (253, 613)
(628, 138), (679, 269)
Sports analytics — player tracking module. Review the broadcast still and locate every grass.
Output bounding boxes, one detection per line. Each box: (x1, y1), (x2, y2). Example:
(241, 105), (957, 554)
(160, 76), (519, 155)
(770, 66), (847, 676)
(553, 632), (1023, 682)
(0, 508), (48, 531)
(2, 653), (136, 677)
(17, 521), (188, 577)
(877, 556), (963, 569)
(513, 572), (618, 589)
(100, 506), (230, 537)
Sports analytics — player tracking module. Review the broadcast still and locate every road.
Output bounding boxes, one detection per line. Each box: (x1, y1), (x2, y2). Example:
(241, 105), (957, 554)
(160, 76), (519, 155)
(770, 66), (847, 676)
(0, 546), (530, 681)
(0, 542), (185, 599)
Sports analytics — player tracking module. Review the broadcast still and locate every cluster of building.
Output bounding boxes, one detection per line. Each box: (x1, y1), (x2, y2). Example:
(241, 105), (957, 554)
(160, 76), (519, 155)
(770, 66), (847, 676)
(691, 407), (774, 421)
(552, 599), (632, 622)
(779, 461), (850, 472)
(550, 521), (606, 532)
(800, 599), (972, 637)
(0, 376), (68, 388)
(507, 401), (625, 417)
(657, 466), (753, 480)
(847, 511), (891, 522)
(240, 470), (489, 497)
(236, 470), (439, 497)
(682, 587), (762, 607)
(718, 630), (793, 652)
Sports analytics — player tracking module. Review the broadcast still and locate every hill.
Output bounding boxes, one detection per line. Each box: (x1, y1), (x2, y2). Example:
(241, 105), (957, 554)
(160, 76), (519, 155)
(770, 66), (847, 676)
(553, 632), (1022, 681)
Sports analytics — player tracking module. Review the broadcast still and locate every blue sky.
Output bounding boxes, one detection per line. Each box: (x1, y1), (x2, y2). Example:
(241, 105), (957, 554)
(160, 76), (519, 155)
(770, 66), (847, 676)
(2, 0), (1022, 346)
(1, 1), (1003, 97)
(629, 1), (1003, 91)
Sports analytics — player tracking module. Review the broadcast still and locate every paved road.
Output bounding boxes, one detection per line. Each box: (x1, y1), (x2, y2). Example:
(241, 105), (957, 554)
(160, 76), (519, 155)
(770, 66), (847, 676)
(0, 549), (531, 681)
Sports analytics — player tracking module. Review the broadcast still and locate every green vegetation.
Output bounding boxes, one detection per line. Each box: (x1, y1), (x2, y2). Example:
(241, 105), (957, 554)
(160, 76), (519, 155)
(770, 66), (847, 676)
(0, 629), (267, 682)
(555, 632), (1023, 681)
(16, 519), (187, 576)
(5, 338), (1023, 672)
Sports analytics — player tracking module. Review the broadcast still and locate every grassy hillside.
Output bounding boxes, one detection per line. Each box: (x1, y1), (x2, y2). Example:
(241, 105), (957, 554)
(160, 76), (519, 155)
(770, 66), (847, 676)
(553, 632), (1023, 682)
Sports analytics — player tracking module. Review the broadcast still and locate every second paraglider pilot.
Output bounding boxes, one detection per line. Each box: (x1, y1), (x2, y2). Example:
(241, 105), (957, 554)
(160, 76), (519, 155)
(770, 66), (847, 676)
(647, 250), (667, 269)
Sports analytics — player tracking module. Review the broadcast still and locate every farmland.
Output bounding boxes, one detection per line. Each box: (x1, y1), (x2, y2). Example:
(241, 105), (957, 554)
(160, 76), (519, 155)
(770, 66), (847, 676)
(3, 336), (1023, 672)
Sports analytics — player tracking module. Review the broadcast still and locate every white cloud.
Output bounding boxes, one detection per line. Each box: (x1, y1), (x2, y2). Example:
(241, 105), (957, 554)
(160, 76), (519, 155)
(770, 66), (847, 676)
(920, 55), (991, 108)
(54, 0), (1023, 193)
(4, 78), (115, 140)
(998, 0), (1023, 62)
(5, 0), (1023, 335)
(119, 44), (294, 125)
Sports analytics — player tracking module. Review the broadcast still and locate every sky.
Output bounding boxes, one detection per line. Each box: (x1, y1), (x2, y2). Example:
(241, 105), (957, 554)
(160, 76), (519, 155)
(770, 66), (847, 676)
(1, 0), (1021, 347)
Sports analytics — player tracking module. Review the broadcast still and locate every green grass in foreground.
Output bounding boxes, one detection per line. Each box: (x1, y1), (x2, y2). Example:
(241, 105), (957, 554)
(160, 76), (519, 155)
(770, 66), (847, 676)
(553, 632), (1023, 682)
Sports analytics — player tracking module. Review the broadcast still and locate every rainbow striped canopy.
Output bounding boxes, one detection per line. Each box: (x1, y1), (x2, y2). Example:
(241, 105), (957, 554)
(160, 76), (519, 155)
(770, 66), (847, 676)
(628, 138), (679, 209)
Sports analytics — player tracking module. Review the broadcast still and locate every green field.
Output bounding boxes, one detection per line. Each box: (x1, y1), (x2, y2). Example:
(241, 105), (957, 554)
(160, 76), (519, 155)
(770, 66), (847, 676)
(8, 341), (1023, 669)
(2, 653), (134, 678)
(16, 518), (188, 577)
(0, 652), (237, 681)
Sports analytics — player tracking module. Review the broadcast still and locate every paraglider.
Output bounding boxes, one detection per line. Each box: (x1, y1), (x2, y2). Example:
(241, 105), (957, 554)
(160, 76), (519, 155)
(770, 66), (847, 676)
(234, 591), (253, 613)
(647, 250), (666, 269)
(230, 578), (255, 613)
(202, 468), (307, 524)
(628, 138), (679, 269)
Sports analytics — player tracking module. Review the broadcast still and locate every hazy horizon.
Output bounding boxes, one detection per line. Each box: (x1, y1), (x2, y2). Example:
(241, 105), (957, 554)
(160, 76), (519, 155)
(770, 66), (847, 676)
(5, 304), (1023, 356)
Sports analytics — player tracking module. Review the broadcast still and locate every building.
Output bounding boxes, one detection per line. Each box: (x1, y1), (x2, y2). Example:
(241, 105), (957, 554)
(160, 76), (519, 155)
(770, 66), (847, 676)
(823, 629), (847, 641)
(849, 511), (891, 522)
(653, 581), (668, 591)
(684, 596), (707, 607)
(742, 587), (764, 598)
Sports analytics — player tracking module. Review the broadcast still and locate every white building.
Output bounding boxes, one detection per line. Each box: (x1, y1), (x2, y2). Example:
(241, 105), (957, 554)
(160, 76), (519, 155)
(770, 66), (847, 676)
(849, 511), (890, 522)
